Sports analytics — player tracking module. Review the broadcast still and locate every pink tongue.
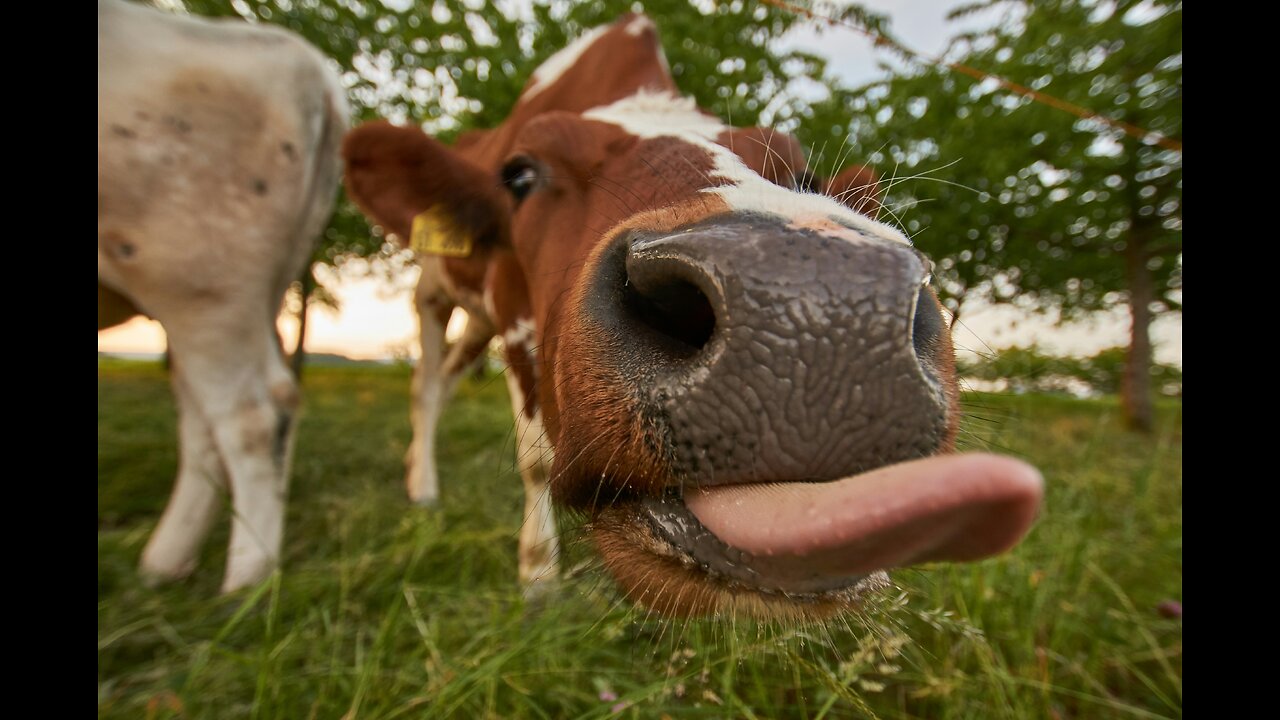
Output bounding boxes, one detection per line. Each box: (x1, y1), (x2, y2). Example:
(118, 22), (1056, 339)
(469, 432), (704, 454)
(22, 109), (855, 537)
(684, 453), (1043, 578)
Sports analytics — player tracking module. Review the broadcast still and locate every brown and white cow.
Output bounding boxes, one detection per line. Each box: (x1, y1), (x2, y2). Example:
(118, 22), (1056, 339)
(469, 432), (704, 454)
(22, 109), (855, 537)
(98, 0), (348, 592)
(346, 15), (1042, 618)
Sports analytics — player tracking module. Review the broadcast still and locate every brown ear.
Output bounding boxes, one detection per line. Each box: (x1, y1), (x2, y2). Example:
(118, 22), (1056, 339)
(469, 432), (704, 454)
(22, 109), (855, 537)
(717, 128), (808, 189)
(824, 165), (881, 217)
(453, 127), (490, 151)
(342, 121), (508, 243)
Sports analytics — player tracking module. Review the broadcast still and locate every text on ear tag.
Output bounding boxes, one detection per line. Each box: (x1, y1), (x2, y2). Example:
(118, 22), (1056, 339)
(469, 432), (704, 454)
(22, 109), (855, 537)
(410, 206), (473, 258)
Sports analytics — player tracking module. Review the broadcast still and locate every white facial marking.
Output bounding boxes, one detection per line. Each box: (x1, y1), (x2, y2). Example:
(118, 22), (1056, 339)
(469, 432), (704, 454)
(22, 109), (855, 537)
(583, 92), (909, 245)
(522, 24), (611, 102)
(584, 92), (721, 140)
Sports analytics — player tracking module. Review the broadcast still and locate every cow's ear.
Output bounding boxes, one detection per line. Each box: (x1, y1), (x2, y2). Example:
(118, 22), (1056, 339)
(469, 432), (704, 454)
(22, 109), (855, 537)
(718, 127), (808, 189)
(342, 121), (508, 243)
(823, 165), (881, 217)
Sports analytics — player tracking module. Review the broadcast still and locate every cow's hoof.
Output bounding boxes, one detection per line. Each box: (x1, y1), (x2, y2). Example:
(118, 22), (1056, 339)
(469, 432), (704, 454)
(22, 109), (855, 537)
(410, 494), (439, 509)
(138, 562), (194, 588)
(138, 551), (197, 587)
(219, 559), (277, 594)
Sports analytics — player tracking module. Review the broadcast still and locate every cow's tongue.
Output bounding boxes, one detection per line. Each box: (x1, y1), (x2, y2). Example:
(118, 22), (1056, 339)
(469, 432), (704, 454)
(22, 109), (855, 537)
(683, 453), (1043, 579)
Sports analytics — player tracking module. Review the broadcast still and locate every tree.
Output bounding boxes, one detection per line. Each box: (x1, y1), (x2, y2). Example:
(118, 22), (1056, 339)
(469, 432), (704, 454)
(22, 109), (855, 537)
(799, 0), (1182, 430)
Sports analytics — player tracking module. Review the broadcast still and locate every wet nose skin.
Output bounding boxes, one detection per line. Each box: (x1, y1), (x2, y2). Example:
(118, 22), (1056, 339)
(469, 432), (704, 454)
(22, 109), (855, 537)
(586, 214), (951, 488)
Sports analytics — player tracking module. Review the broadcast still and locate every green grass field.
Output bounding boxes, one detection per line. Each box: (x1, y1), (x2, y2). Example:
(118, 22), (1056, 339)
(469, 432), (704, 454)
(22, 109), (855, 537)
(98, 359), (1182, 719)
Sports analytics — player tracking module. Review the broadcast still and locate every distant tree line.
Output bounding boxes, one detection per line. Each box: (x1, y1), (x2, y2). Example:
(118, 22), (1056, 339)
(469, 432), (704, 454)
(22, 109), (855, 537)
(958, 346), (1182, 398)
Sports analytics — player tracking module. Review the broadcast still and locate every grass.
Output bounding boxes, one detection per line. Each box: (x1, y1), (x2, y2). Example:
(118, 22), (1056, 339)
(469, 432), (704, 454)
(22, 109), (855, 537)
(98, 359), (1182, 719)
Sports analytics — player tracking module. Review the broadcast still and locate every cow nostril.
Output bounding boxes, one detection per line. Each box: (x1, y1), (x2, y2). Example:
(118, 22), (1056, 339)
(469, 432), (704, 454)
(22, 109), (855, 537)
(623, 275), (716, 357)
(911, 286), (945, 362)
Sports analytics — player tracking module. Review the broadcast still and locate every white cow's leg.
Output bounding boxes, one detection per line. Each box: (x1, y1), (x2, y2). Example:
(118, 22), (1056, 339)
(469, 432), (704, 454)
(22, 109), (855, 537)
(441, 309), (496, 377)
(139, 369), (227, 583)
(405, 269), (453, 506)
(406, 263), (495, 505)
(503, 330), (559, 596)
(162, 313), (299, 593)
(220, 348), (299, 593)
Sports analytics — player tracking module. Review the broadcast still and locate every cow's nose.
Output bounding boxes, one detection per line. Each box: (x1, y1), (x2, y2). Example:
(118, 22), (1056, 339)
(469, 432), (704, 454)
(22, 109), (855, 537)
(585, 214), (951, 487)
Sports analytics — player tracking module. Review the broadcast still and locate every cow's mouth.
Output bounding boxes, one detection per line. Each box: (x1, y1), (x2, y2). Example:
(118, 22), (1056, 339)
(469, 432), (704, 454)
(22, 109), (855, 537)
(590, 453), (1042, 619)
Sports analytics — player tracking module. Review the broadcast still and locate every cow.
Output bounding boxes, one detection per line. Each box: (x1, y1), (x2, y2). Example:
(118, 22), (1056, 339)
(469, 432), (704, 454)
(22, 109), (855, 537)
(98, 0), (348, 593)
(344, 14), (1043, 619)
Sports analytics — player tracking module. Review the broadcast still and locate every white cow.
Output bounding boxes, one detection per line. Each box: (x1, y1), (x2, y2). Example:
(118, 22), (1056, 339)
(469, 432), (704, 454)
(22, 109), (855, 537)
(98, 0), (348, 592)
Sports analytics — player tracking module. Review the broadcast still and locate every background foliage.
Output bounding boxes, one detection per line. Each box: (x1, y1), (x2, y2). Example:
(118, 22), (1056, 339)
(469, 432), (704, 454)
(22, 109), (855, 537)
(958, 345), (1183, 397)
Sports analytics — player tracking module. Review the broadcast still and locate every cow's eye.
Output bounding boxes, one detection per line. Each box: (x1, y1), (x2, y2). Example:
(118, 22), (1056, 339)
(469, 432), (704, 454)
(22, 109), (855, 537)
(501, 156), (540, 202)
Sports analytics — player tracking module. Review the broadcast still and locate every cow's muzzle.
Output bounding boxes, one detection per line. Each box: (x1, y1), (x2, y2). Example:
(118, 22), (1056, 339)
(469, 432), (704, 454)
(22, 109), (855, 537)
(563, 212), (1040, 617)
(585, 213), (950, 486)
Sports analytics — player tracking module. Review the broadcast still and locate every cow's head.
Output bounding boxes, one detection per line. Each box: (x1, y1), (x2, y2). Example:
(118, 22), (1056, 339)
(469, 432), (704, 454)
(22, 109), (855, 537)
(344, 15), (1042, 620)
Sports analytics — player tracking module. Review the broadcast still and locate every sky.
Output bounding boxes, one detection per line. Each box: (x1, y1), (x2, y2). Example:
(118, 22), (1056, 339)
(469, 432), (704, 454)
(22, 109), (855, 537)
(97, 0), (1182, 366)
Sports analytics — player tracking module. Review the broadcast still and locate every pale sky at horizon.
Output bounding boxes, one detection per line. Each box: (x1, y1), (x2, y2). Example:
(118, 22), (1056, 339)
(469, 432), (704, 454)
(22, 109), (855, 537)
(97, 0), (1183, 367)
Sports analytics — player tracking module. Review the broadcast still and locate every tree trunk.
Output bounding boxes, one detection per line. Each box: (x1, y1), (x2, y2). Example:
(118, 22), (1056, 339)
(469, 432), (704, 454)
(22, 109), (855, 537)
(1122, 228), (1154, 432)
(290, 269), (313, 379)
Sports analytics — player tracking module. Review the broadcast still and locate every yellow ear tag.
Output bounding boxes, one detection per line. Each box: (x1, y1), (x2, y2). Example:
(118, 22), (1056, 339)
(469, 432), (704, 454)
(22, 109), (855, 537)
(410, 206), (473, 258)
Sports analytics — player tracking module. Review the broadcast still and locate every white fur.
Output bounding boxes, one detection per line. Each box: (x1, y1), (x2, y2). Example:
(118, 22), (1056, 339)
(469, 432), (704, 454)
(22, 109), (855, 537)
(139, 373), (226, 582)
(583, 92), (910, 246)
(502, 319), (537, 352)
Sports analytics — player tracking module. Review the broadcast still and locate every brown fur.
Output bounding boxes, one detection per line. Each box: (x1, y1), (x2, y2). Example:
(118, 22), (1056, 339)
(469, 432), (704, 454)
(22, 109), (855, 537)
(342, 121), (511, 300)
(343, 121), (511, 244)
(824, 165), (882, 217)
(717, 128), (808, 188)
